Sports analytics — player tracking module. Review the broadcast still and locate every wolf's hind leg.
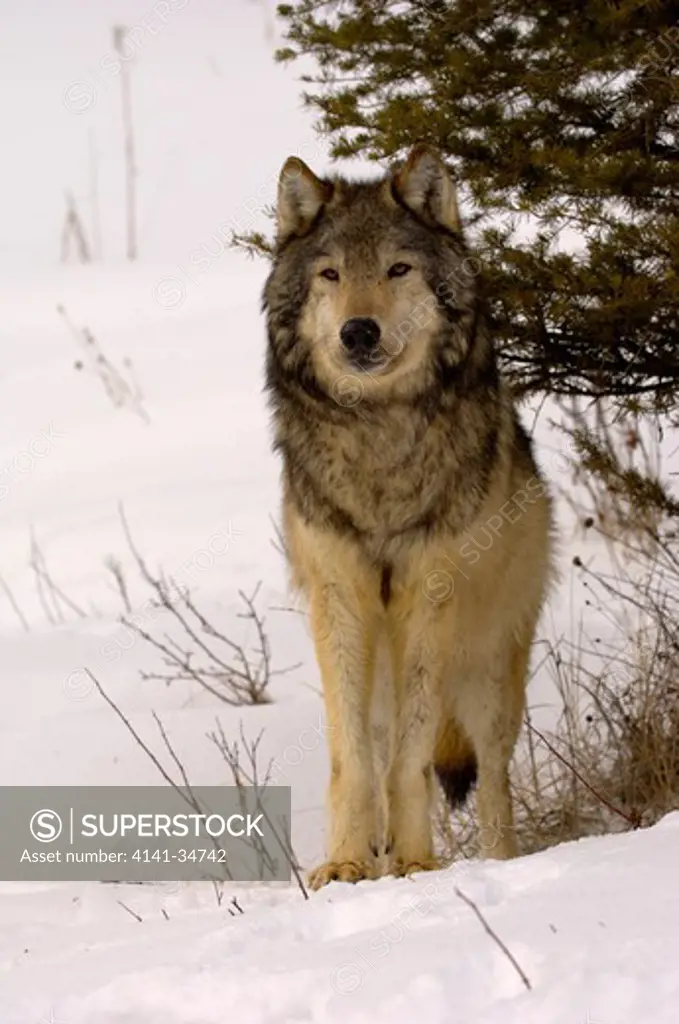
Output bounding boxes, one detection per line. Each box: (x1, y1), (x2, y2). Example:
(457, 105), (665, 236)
(455, 632), (532, 860)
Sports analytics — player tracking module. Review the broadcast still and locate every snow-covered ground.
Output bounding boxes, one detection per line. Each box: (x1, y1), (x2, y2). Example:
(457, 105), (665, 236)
(3, 813), (679, 1024)
(1, 2), (677, 1021)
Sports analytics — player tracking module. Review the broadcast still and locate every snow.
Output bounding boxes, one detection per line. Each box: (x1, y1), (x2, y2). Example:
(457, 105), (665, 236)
(0, 1), (677, 1021)
(3, 815), (679, 1022)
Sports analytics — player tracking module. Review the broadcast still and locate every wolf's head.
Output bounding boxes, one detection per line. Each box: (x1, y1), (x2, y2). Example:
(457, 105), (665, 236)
(264, 145), (489, 406)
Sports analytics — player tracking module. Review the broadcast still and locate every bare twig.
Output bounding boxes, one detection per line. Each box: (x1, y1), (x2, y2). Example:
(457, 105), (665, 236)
(528, 724), (641, 829)
(58, 305), (149, 422)
(60, 190), (91, 263)
(209, 719), (309, 901)
(117, 900), (143, 923)
(30, 531), (86, 621)
(455, 887), (532, 991)
(105, 556), (133, 613)
(0, 573), (30, 632)
(87, 669), (184, 791)
(211, 878), (225, 907)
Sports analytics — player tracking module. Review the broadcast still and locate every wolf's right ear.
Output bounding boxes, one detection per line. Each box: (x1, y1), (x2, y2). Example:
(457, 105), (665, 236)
(276, 157), (332, 243)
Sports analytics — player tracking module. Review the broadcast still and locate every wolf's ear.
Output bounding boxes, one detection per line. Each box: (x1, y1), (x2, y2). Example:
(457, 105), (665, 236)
(276, 157), (332, 242)
(391, 144), (461, 233)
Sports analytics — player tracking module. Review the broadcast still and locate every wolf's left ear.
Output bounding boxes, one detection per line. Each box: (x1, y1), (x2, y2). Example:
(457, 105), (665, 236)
(391, 144), (461, 233)
(276, 157), (333, 242)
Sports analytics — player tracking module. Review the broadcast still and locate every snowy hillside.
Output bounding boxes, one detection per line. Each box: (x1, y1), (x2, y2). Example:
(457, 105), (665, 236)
(0, 2), (677, 1021)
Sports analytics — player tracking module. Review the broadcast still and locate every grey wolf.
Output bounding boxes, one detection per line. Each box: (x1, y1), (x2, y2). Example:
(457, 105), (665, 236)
(263, 144), (554, 889)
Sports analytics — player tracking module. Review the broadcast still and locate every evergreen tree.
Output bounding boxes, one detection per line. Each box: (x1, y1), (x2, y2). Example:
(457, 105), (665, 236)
(275, 0), (679, 412)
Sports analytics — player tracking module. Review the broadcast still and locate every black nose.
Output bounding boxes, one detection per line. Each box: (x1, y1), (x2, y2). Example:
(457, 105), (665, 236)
(340, 317), (381, 356)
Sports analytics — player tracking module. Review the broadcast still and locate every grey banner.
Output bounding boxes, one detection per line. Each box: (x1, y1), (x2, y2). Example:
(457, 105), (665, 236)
(0, 786), (291, 882)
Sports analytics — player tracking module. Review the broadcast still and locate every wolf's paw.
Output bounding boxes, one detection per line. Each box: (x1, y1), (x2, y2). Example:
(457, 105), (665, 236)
(390, 856), (442, 878)
(307, 859), (378, 890)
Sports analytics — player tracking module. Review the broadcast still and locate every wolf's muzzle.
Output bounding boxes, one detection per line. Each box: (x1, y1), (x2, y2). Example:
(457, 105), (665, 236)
(340, 317), (382, 369)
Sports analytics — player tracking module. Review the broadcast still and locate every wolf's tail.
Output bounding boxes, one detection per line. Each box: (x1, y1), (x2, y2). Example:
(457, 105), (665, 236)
(434, 718), (477, 808)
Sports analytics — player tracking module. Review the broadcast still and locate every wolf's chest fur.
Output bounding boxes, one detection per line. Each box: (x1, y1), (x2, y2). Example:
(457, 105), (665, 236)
(280, 399), (496, 560)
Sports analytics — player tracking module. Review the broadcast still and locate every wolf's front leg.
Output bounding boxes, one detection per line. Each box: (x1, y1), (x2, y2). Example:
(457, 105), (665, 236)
(306, 581), (381, 891)
(386, 617), (444, 877)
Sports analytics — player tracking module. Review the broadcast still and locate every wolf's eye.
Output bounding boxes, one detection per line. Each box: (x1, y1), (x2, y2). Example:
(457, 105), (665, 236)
(388, 262), (412, 279)
(319, 267), (340, 282)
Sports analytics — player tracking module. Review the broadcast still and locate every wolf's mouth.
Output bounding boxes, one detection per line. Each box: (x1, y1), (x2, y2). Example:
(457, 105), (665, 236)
(348, 353), (391, 373)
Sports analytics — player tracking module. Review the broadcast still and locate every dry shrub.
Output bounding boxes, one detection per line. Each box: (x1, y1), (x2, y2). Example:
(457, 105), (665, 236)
(512, 402), (678, 855)
(513, 585), (679, 857)
(117, 507), (300, 707)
